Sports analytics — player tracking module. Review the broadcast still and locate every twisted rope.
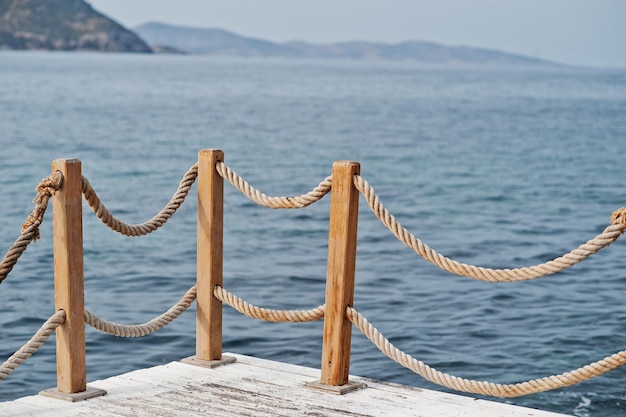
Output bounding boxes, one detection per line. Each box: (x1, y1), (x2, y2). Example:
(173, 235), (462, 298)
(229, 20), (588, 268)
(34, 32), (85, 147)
(216, 161), (332, 209)
(0, 171), (63, 285)
(355, 175), (626, 282)
(84, 286), (197, 337)
(348, 306), (626, 397)
(0, 310), (66, 381)
(214, 285), (325, 322)
(82, 164), (198, 236)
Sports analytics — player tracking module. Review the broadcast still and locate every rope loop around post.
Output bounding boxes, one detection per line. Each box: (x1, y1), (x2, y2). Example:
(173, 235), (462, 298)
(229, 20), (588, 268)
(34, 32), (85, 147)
(610, 207), (626, 225)
(34, 170), (64, 201)
(22, 170), (64, 239)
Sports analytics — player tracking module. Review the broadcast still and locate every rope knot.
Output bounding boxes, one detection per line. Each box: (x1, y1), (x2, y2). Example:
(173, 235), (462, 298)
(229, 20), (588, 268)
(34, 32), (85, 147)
(610, 208), (626, 226)
(21, 171), (64, 240)
(33, 171), (63, 204)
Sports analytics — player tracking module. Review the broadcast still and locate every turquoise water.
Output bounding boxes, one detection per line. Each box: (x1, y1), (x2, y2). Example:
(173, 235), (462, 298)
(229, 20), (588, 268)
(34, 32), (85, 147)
(1, 51), (626, 416)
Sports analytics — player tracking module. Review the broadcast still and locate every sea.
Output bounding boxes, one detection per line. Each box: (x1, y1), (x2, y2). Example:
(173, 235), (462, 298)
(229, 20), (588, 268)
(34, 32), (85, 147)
(0, 51), (625, 416)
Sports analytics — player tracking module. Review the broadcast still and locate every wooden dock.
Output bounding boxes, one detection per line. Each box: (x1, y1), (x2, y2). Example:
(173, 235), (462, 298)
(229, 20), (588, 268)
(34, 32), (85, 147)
(3, 353), (571, 417)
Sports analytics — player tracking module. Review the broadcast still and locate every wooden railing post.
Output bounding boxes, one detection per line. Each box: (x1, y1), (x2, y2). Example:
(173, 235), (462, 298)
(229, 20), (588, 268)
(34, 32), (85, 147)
(183, 149), (235, 368)
(307, 160), (365, 394)
(41, 159), (105, 401)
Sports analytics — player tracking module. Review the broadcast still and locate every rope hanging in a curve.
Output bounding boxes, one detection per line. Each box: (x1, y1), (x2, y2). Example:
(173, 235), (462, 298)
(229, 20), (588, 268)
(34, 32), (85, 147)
(214, 285), (325, 322)
(0, 310), (66, 381)
(82, 164), (199, 236)
(348, 306), (626, 397)
(354, 174), (626, 282)
(216, 161), (332, 209)
(85, 286), (197, 337)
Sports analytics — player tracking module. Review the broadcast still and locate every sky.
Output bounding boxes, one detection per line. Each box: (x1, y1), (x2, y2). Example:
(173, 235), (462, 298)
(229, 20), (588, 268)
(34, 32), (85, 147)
(87, 0), (626, 68)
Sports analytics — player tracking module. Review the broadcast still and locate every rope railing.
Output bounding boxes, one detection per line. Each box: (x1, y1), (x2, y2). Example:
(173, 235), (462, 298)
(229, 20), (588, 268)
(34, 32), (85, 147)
(3, 151), (626, 402)
(0, 286), (196, 382)
(81, 164), (199, 236)
(80, 160), (332, 239)
(1, 153), (333, 387)
(347, 305), (626, 398)
(205, 280), (626, 398)
(0, 310), (66, 381)
(214, 285), (325, 322)
(216, 161), (332, 209)
(84, 286), (197, 337)
(0, 171), (63, 285)
(199, 160), (626, 397)
(354, 174), (626, 282)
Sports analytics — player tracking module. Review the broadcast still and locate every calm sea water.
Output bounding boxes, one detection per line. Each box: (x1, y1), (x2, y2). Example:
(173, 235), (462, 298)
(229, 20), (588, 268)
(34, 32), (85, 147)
(1, 51), (625, 416)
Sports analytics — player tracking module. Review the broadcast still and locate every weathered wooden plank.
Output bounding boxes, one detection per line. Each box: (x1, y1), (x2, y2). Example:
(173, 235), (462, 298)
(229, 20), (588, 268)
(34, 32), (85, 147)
(0, 400), (44, 416)
(2, 353), (572, 417)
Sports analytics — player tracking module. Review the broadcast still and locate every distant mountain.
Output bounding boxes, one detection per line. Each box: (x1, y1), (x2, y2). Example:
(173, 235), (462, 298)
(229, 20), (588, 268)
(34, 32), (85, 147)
(134, 22), (296, 57)
(134, 22), (558, 66)
(0, 0), (152, 52)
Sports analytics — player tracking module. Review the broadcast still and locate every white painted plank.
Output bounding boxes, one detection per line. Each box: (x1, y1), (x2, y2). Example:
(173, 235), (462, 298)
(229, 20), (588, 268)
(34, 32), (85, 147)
(0, 353), (572, 417)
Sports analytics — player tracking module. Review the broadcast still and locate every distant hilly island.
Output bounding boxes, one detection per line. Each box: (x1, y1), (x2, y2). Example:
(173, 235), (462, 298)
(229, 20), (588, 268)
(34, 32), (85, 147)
(0, 0), (151, 52)
(0, 0), (558, 66)
(134, 22), (557, 66)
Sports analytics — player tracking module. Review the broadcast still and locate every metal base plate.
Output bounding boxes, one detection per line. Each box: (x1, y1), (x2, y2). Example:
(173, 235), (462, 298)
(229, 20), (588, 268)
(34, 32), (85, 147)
(39, 385), (107, 402)
(181, 355), (237, 368)
(305, 380), (367, 395)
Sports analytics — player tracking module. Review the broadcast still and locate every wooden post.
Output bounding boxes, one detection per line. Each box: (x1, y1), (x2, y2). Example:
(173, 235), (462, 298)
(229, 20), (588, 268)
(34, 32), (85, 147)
(40, 159), (105, 401)
(307, 160), (365, 394)
(183, 149), (235, 368)
(52, 159), (86, 393)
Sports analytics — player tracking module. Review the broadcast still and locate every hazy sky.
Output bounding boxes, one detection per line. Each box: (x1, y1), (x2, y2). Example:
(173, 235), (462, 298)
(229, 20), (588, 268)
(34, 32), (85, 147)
(88, 0), (626, 68)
